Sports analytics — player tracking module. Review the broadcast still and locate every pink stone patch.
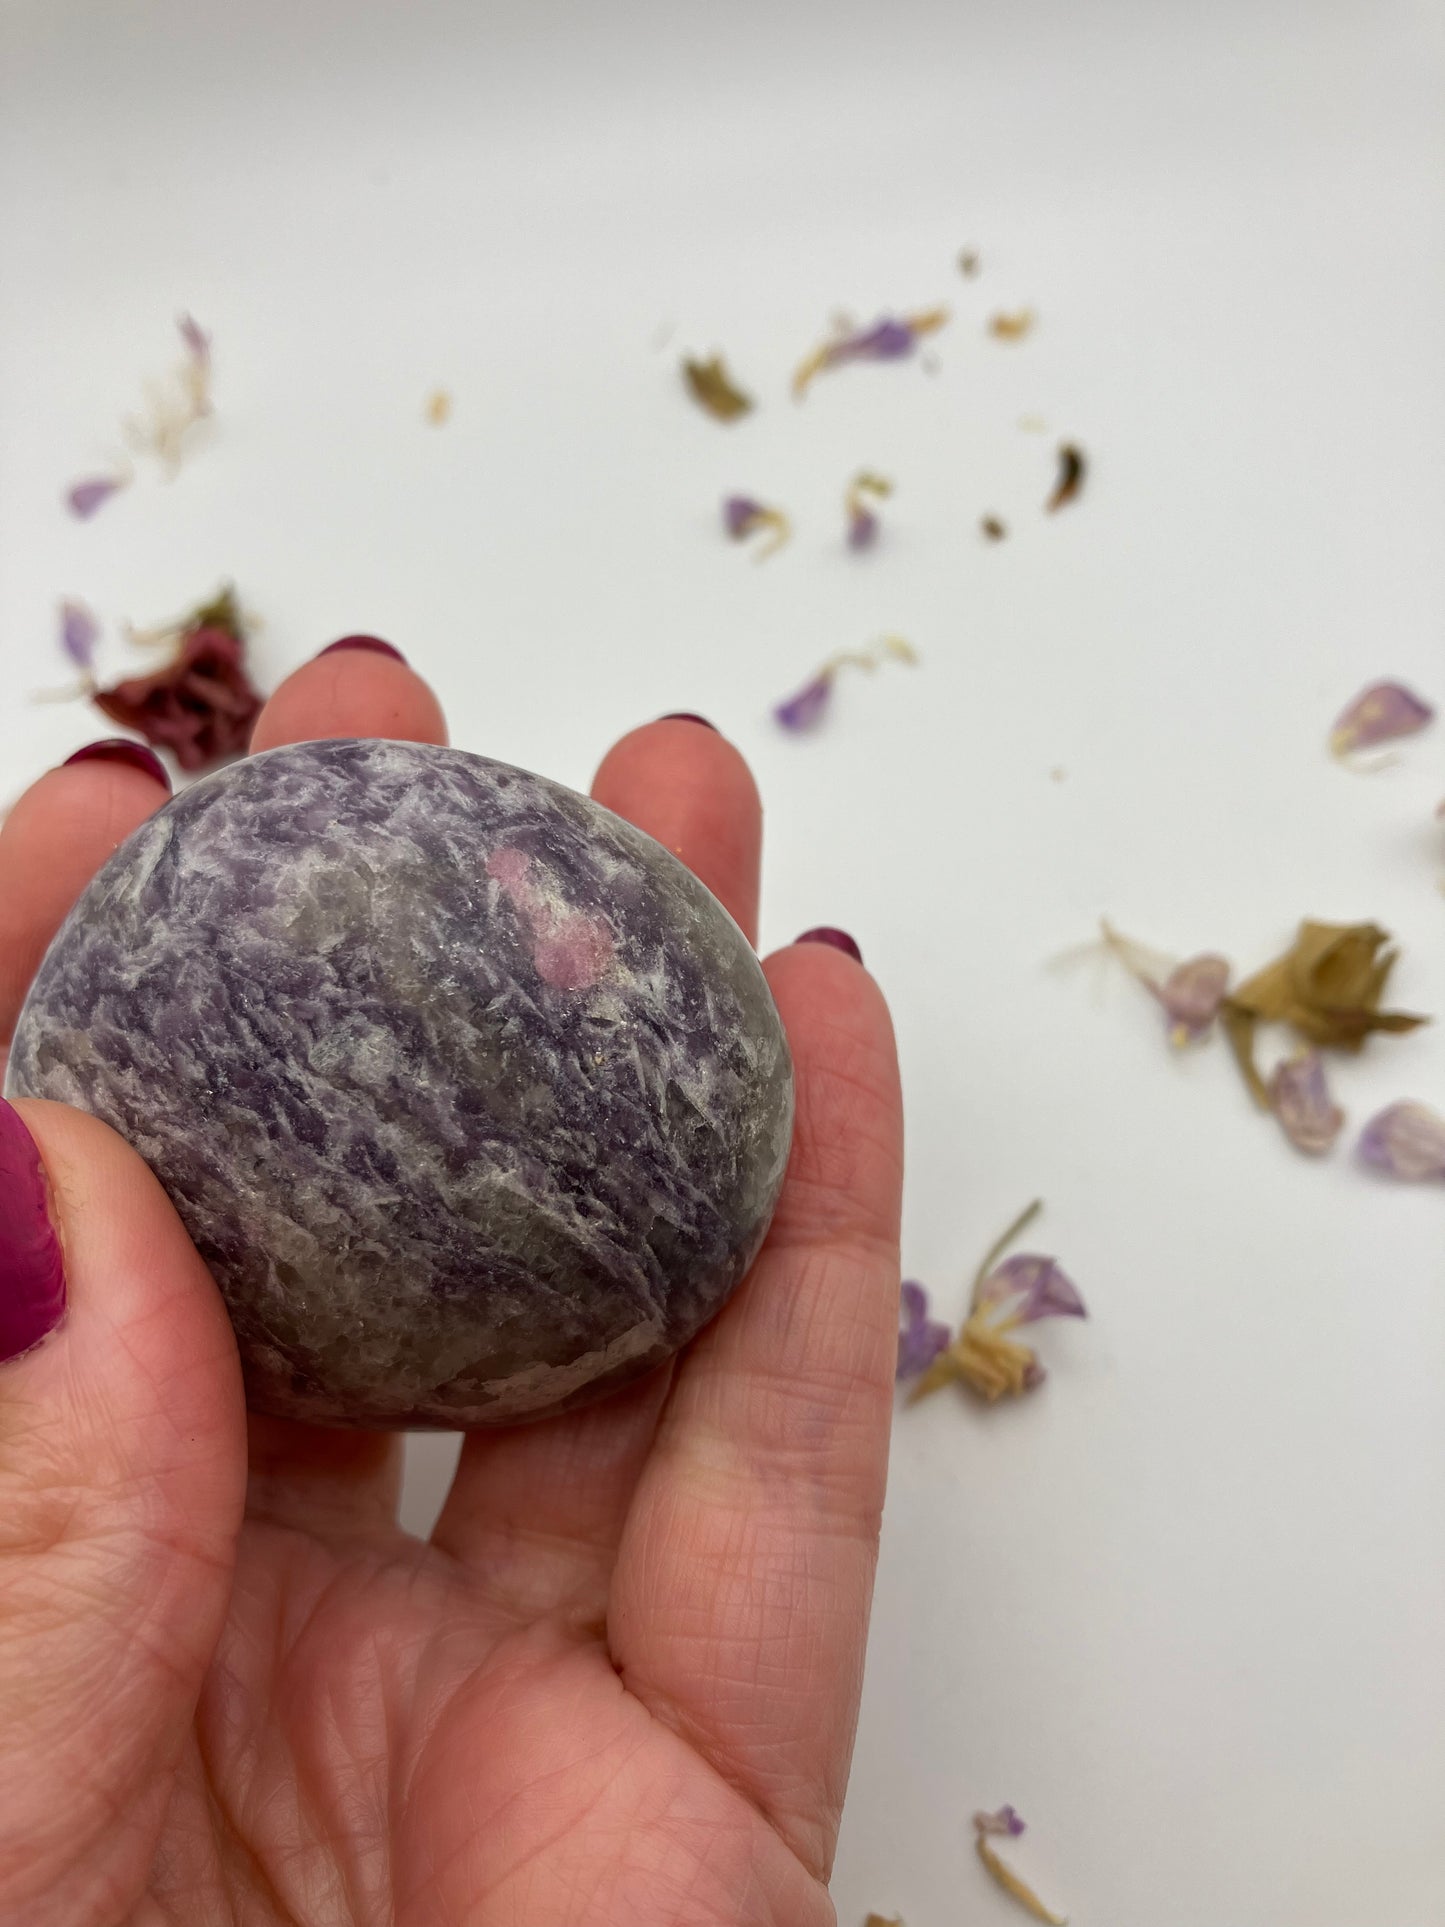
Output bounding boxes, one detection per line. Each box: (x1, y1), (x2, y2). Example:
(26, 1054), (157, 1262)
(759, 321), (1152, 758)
(488, 845), (614, 990)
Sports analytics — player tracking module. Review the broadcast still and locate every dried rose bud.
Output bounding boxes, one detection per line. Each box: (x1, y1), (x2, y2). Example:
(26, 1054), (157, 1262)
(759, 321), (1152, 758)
(793, 308), (949, 397)
(66, 474), (128, 519)
(1330, 681), (1434, 758)
(897, 1280), (950, 1380)
(59, 599), (99, 672)
(1267, 1049), (1344, 1156)
(92, 598), (263, 772)
(1357, 1101), (1445, 1182)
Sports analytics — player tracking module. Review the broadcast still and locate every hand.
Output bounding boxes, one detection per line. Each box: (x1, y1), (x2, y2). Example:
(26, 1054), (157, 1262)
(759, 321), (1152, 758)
(0, 649), (904, 1927)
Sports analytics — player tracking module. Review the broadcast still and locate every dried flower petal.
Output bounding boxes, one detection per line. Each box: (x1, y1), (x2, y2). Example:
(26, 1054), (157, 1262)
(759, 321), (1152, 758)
(1045, 443), (1085, 511)
(976, 1253), (1087, 1323)
(1092, 921), (1230, 1046)
(92, 586), (262, 773)
(1267, 1049), (1344, 1156)
(66, 473), (128, 519)
(682, 355), (754, 422)
(1329, 681), (1434, 759)
(974, 1805), (1028, 1839)
(773, 637), (917, 734)
(897, 1280), (950, 1380)
(989, 308), (1036, 340)
(59, 599), (100, 672)
(792, 308), (949, 397)
(177, 312), (210, 368)
(1223, 921), (1427, 1106)
(981, 515), (1007, 541)
(1357, 1101), (1445, 1182)
(909, 1202), (1084, 1406)
(974, 1827), (1067, 1926)
(845, 471), (893, 551)
(722, 495), (790, 560)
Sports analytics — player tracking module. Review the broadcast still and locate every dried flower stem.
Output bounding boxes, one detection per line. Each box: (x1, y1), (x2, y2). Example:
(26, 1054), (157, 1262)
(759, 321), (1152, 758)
(975, 1834), (1068, 1925)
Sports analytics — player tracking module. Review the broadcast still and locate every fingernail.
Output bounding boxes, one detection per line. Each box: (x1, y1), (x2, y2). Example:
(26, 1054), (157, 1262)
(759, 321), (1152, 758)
(0, 1100), (66, 1364)
(63, 738), (172, 791)
(796, 926), (863, 965)
(317, 635), (408, 665)
(658, 713), (718, 731)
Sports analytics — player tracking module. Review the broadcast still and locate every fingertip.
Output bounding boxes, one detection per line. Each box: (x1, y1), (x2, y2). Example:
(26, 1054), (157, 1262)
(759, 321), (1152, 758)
(592, 718), (763, 943)
(249, 645), (447, 754)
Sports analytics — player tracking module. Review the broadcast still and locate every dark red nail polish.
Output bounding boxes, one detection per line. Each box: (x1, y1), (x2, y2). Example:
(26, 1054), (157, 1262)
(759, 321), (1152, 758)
(658, 713), (718, 731)
(318, 635), (407, 665)
(796, 927), (863, 965)
(63, 739), (171, 790)
(0, 1100), (66, 1364)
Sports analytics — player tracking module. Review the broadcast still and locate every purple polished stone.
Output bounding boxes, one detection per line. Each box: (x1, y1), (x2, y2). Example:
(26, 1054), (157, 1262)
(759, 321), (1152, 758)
(7, 740), (794, 1428)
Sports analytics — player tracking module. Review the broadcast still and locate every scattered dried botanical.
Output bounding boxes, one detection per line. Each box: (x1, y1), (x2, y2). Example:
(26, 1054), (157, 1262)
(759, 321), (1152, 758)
(1357, 1101), (1445, 1182)
(981, 515), (1008, 540)
(989, 308), (1036, 340)
(845, 471), (893, 550)
(1329, 681), (1434, 761)
(425, 389), (452, 426)
(958, 248), (981, 276)
(897, 1280), (950, 1380)
(1267, 1049), (1345, 1156)
(774, 637), (917, 732)
(1045, 443), (1085, 511)
(682, 354), (754, 421)
(793, 309), (949, 397)
(973, 1809), (1067, 1924)
(909, 1202), (1086, 1405)
(1094, 920), (1231, 1046)
(722, 495), (791, 560)
(93, 585), (263, 772)
(59, 600), (100, 673)
(1221, 921), (1427, 1106)
(65, 473), (130, 520)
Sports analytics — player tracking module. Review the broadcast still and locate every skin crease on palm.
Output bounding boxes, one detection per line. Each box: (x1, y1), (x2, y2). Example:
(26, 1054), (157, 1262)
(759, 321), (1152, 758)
(0, 649), (905, 1927)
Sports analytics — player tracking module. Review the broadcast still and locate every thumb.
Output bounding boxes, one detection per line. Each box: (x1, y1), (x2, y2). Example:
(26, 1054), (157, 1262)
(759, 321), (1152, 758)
(0, 1097), (246, 1925)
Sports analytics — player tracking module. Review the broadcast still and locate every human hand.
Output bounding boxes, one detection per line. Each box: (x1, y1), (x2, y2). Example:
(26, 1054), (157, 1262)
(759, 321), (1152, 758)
(0, 647), (904, 1927)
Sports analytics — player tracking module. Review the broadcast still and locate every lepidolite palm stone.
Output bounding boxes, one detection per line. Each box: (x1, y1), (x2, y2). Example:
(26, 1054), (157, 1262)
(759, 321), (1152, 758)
(7, 740), (794, 1426)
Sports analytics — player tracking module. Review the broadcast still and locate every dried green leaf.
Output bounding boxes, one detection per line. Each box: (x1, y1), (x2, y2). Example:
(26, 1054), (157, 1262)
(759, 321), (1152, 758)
(681, 354), (754, 422)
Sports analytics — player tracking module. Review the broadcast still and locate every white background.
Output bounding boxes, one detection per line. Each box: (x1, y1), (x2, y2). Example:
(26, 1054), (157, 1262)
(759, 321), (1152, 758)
(3, 1), (1444, 1920)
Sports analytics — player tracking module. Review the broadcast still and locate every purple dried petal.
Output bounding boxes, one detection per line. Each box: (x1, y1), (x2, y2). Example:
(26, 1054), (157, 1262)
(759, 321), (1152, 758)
(977, 1253), (1087, 1324)
(844, 317), (917, 361)
(974, 1806), (1027, 1838)
(177, 312), (211, 366)
(1330, 681), (1434, 756)
(723, 495), (762, 537)
(847, 503), (880, 550)
(1156, 953), (1230, 1042)
(1357, 1101), (1445, 1182)
(66, 474), (126, 519)
(897, 1279), (950, 1380)
(59, 599), (99, 671)
(773, 670), (834, 732)
(1268, 1050), (1344, 1156)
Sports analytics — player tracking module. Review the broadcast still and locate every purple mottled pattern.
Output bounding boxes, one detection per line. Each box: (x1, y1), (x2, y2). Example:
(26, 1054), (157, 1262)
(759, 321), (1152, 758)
(897, 1279), (949, 1379)
(723, 495), (761, 537)
(1357, 1101), (1445, 1182)
(773, 671), (833, 732)
(7, 740), (794, 1428)
(976, 1254), (1087, 1324)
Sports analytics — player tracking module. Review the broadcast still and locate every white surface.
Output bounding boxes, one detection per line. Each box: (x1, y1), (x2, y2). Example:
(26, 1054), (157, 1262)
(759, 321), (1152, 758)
(3, 1), (1444, 1919)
